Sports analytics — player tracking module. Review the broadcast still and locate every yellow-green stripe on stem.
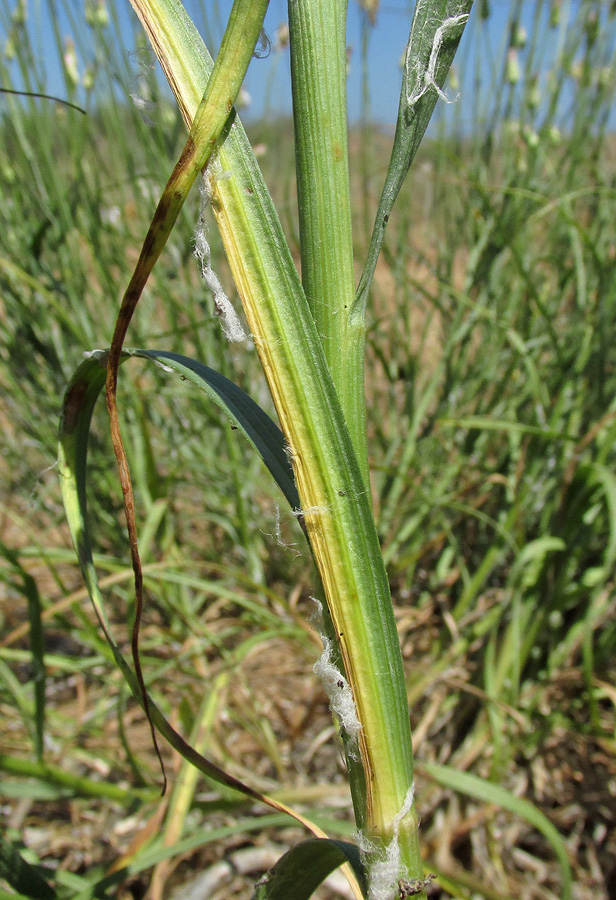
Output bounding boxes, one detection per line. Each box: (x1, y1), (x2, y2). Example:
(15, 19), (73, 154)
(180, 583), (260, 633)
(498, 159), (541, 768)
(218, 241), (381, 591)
(129, 0), (421, 883)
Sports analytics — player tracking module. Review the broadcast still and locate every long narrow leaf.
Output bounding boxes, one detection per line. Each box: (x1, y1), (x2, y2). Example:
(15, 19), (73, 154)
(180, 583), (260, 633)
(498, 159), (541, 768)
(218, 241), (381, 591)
(104, 0), (270, 793)
(353, 0), (473, 316)
(69, 816), (357, 900)
(60, 349), (298, 525)
(0, 542), (45, 760)
(252, 839), (367, 900)
(57, 349), (325, 838)
(419, 761), (572, 900)
(129, 0), (421, 868)
(0, 831), (57, 900)
(140, 349), (299, 508)
(59, 348), (366, 900)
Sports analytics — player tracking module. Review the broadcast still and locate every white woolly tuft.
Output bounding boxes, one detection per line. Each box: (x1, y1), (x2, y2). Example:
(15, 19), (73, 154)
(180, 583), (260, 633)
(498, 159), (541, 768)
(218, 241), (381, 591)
(291, 505), (330, 519)
(269, 503), (300, 555)
(310, 600), (362, 747)
(128, 92), (154, 112)
(209, 156), (233, 182)
(359, 784), (416, 900)
(194, 176), (247, 343)
(405, 12), (469, 107)
(274, 502), (283, 545)
(127, 49), (156, 124)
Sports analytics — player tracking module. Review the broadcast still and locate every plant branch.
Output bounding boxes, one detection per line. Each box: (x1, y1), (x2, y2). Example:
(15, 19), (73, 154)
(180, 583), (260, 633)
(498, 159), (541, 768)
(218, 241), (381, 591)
(104, 0), (270, 793)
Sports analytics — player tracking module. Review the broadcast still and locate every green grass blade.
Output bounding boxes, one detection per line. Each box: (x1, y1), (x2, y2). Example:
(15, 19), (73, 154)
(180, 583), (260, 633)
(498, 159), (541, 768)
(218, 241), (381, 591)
(584, 463), (616, 577)
(0, 891), (36, 900)
(122, 0), (422, 875)
(57, 349), (327, 832)
(353, 0), (473, 317)
(103, 0), (270, 791)
(136, 349), (300, 509)
(287, 0), (367, 481)
(0, 831), (57, 900)
(63, 350), (299, 510)
(0, 753), (156, 804)
(438, 415), (578, 441)
(251, 839), (367, 900)
(0, 542), (45, 761)
(69, 815), (300, 900)
(106, 0), (270, 366)
(419, 761), (572, 900)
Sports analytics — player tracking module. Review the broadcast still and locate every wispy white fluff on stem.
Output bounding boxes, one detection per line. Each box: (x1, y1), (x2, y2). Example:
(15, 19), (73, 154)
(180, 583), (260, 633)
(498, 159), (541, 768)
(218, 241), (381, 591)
(405, 12), (469, 107)
(291, 505), (330, 518)
(194, 176), (247, 343)
(310, 600), (362, 747)
(358, 784), (416, 900)
(269, 503), (300, 555)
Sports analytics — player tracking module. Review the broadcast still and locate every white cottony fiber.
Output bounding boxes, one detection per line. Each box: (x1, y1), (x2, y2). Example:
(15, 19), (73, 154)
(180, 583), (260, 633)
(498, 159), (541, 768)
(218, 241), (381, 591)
(310, 600), (362, 747)
(291, 505), (329, 519)
(194, 176), (247, 343)
(405, 11), (469, 108)
(359, 784), (416, 900)
(269, 503), (299, 555)
(313, 635), (362, 743)
(128, 92), (153, 112)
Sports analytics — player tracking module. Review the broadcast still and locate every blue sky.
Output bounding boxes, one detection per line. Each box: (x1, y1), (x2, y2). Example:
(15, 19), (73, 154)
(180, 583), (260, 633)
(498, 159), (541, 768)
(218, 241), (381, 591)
(1, 1), (614, 130)
(175, 0), (515, 122)
(0, 0), (512, 125)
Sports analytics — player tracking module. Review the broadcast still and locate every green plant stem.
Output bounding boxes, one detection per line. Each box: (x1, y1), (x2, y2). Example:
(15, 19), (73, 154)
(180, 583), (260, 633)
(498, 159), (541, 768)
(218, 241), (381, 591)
(212, 128), (421, 875)
(129, 0), (420, 878)
(288, 0), (369, 484)
(104, 0), (270, 793)
(0, 753), (157, 803)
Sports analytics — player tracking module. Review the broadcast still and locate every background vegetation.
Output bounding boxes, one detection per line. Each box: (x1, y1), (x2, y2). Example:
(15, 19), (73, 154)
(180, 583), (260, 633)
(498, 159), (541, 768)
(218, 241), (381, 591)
(1, 0), (615, 898)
